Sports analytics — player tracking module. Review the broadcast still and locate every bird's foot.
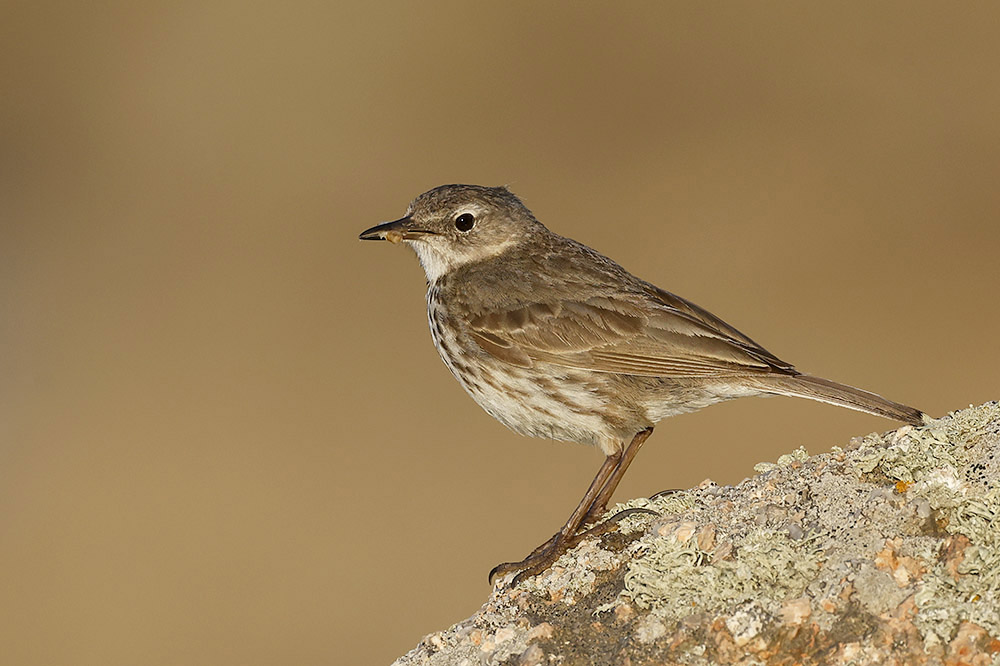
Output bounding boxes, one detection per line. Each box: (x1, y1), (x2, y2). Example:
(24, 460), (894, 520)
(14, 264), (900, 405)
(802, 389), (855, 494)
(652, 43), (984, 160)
(489, 507), (659, 587)
(488, 536), (568, 588)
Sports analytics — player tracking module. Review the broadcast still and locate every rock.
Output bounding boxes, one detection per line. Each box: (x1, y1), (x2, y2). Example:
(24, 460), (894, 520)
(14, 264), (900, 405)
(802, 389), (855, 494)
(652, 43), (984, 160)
(392, 402), (1000, 666)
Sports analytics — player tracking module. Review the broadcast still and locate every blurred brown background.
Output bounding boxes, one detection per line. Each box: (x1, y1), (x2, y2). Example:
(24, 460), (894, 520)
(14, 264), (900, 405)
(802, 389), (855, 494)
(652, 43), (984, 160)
(2, 2), (997, 665)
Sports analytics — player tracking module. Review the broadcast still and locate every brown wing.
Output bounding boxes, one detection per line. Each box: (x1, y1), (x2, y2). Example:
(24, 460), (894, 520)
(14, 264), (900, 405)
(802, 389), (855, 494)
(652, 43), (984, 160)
(468, 293), (796, 378)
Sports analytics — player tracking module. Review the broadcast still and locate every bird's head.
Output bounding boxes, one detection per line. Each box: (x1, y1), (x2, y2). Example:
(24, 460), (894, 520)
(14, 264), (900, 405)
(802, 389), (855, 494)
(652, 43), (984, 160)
(359, 184), (542, 281)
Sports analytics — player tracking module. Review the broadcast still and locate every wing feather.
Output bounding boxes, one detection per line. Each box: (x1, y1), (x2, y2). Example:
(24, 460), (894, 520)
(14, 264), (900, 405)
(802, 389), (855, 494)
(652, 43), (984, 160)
(468, 293), (795, 378)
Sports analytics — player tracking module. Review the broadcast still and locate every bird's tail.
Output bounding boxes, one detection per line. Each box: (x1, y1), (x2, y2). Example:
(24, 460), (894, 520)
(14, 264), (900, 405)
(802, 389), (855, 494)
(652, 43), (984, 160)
(760, 373), (925, 425)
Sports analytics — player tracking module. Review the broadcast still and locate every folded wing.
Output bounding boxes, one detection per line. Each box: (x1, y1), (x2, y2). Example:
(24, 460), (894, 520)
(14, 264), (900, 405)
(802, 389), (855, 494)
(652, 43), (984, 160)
(468, 290), (797, 378)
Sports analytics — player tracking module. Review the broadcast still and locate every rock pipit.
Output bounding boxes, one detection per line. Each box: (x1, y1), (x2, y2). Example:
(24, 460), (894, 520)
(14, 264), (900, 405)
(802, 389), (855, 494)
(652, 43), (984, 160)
(360, 184), (923, 584)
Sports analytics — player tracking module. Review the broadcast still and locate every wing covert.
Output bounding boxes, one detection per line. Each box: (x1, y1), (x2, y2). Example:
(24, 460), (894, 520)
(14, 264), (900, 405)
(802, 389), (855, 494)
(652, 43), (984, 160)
(467, 295), (794, 378)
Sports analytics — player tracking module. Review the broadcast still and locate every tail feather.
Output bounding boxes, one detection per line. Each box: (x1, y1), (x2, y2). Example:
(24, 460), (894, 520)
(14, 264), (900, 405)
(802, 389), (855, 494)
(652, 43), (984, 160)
(761, 373), (925, 425)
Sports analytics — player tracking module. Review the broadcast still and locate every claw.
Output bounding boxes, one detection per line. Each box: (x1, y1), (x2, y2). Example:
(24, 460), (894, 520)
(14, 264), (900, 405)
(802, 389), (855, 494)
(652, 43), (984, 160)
(489, 533), (572, 587)
(593, 506), (660, 527)
(487, 563), (505, 586)
(650, 488), (682, 500)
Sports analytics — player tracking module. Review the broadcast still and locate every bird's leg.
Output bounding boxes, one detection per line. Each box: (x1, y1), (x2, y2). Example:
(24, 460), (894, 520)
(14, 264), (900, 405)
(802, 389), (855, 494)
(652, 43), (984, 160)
(489, 429), (660, 586)
(581, 428), (654, 524)
(489, 449), (622, 585)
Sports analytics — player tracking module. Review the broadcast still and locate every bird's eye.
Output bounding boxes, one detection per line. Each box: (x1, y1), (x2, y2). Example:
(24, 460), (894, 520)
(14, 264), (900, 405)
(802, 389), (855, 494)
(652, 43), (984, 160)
(455, 213), (476, 232)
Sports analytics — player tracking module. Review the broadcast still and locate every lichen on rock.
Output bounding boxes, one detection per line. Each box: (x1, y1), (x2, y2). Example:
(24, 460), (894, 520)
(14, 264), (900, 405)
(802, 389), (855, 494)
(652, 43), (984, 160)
(621, 524), (823, 623)
(391, 402), (1000, 666)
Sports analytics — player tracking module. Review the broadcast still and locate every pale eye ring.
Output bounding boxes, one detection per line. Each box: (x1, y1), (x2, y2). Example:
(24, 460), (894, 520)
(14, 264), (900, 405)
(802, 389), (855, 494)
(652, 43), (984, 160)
(455, 213), (475, 232)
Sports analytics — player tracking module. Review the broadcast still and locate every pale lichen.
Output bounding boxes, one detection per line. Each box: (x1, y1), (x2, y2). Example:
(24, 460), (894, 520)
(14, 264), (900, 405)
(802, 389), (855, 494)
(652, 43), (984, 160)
(392, 403), (1000, 666)
(622, 527), (823, 622)
(754, 446), (810, 473)
(911, 484), (1000, 645)
(849, 402), (1000, 643)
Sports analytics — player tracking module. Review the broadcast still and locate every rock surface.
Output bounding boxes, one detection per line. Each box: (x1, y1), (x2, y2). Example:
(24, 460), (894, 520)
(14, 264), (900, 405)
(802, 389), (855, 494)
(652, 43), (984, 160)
(392, 403), (1000, 666)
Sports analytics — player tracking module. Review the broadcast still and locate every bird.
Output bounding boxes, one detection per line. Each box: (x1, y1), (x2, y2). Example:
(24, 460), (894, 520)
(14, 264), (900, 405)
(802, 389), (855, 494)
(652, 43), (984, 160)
(359, 184), (924, 585)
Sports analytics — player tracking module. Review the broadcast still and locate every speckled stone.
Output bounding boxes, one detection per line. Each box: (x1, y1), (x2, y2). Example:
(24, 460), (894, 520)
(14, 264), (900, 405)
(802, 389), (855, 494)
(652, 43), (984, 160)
(391, 402), (1000, 666)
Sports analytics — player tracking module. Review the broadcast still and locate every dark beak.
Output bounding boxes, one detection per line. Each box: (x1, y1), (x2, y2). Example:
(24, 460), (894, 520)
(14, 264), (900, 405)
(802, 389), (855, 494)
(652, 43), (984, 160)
(359, 217), (408, 241)
(359, 216), (434, 244)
